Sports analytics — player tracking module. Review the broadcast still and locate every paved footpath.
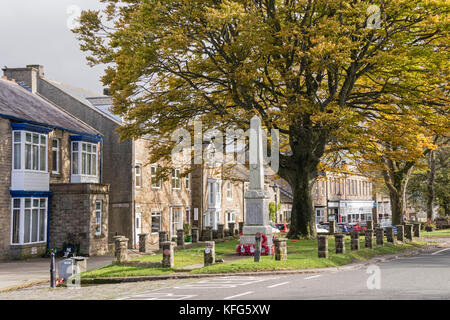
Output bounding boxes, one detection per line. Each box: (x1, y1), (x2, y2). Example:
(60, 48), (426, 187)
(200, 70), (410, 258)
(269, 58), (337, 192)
(0, 255), (113, 292)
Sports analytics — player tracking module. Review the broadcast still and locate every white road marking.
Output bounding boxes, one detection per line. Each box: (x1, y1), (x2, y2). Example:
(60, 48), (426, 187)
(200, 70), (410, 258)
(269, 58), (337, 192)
(431, 247), (450, 255)
(174, 276), (279, 289)
(224, 291), (254, 300)
(267, 281), (289, 288)
(304, 275), (321, 280)
(119, 293), (197, 300)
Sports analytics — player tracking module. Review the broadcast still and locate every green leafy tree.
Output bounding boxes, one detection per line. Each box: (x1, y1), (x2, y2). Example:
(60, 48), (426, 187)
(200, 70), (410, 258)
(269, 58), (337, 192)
(269, 202), (281, 223)
(74, 0), (448, 238)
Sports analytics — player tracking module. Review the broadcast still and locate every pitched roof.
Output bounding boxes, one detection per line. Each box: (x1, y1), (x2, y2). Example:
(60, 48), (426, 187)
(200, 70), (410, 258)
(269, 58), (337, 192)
(41, 78), (122, 124)
(0, 78), (100, 136)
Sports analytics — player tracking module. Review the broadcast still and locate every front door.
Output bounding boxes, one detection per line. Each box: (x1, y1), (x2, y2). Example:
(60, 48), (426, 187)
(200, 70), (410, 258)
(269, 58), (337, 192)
(135, 212), (142, 246)
(171, 207), (182, 238)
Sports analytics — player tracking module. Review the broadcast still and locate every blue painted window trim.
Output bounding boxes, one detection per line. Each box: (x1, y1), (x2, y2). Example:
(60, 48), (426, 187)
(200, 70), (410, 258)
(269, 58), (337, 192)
(10, 123), (53, 134)
(10, 190), (53, 198)
(70, 135), (102, 144)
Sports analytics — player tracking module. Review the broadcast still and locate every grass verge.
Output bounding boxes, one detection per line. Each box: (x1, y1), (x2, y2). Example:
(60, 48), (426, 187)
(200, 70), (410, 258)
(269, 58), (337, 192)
(81, 237), (428, 279)
(420, 229), (450, 238)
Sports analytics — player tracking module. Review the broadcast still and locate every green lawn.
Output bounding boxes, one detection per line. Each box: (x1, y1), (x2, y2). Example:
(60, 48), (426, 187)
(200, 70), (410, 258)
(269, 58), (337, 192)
(420, 228), (450, 238)
(81, 237), (428, 279)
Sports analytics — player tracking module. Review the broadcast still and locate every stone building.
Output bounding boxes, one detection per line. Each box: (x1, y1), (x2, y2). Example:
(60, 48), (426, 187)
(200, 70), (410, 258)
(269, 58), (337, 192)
(312, 172), (374, 224)
(3, 65), (134, 247)
(0, 77), (109, 260)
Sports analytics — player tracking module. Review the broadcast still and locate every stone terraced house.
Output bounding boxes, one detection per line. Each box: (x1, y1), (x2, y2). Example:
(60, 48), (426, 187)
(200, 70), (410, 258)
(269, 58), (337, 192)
(0, 77), (109, 260)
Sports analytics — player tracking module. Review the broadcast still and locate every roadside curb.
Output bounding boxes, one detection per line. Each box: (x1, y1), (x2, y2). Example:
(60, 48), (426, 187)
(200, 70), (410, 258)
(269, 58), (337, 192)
(80, 241), (447, 285)
(0, 279), (49, 293)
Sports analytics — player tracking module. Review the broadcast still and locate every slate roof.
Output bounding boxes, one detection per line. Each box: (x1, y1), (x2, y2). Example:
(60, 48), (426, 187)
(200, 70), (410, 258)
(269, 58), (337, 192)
(41, 78), (122, 124)
(0, 78), (101, 136)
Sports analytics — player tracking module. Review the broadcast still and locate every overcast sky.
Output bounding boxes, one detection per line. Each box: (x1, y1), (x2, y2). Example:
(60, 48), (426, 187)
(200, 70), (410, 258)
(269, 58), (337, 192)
(0, 0), (107, 94)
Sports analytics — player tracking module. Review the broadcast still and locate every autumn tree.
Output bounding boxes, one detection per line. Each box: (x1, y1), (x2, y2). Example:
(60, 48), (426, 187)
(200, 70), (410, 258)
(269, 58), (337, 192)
(74, 0), (448, 238)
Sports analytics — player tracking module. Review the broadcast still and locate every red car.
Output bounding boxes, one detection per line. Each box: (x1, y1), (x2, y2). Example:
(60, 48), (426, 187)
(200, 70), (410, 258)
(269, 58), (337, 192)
(275, 223), (290, 233)
(350, 223), (367, 235)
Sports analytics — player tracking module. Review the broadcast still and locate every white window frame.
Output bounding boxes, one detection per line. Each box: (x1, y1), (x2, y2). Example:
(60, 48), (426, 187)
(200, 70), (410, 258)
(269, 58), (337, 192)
(52, 139), (60, 174)
(208, 182), (215, 205)
(135, 164), (142, 188)
(226, 181), (233, 200)
(95, 200), (102, 236)
(10, 198), (47, 245)
(186, 206), (191, 224)
(185, 173), (190, 190)
(71, 141), (98, 177)
(172, 168), (181, 190)
(12, 131), (48, 173)
(151, 165), (161, 189)
(151, 212), (162, 234)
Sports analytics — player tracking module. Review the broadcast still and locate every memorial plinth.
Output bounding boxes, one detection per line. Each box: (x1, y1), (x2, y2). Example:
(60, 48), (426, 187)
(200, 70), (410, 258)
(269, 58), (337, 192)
(239, 116), (273, 254)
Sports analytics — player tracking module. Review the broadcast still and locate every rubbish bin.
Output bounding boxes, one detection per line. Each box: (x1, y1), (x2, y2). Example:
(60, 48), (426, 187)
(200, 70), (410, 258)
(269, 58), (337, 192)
(58, 259), (73, 281)
(57, 256), (88, 281)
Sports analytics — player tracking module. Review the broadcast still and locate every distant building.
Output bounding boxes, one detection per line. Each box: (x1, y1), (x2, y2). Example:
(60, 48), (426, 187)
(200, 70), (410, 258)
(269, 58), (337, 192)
(312, 172), (376, 224)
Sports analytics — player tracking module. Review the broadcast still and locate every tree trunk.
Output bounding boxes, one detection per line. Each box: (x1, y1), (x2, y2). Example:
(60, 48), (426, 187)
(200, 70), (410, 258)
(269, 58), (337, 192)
(286, 168), (316, 239)
(383, 164), (414, 225)
(426, 150), (436, 220)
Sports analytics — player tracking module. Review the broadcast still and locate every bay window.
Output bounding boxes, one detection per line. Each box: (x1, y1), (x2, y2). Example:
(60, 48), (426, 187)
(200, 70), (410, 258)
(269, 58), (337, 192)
(11, 198), (47, 245)
(71, 141), (98, 181)
(12, 131), (48, 172)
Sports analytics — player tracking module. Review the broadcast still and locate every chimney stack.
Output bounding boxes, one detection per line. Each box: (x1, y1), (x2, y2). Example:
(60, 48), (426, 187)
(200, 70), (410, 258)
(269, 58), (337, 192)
(2, 64), (43, 94)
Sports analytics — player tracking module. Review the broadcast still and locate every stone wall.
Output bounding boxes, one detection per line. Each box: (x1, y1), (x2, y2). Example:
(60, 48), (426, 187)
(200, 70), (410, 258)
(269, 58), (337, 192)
(49, 183), (110, 256)
(0, 118), (12, 260)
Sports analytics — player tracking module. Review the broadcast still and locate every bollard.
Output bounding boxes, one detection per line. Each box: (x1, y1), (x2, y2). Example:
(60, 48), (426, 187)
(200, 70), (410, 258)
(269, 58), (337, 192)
(254, 233), (262, 262)
(335, 233), (345, 254)
(204, 227), (213, 241)
(217, 224), (225, 239)
(367, 220), (374, 230)
(114, 236), (129, 264)
(365, 229), (374, 249)
(161, 241), (175, 268)
(375, 228), (384, 246)
(238, 222), (244, 234)
(329, 220), (336, 235)
(396, 225), (404, 242)
(138, 233), (148, 253)
(159, 231), (168, 250)
(228, 223), (235, 236)
(318, 235), (328, 258)
(404, 224), (413, 242)
(350, 231), (360, 251)
(50, 251), (56, 288)
(204, 241), (215, 266)
(192, 228), (199, 243)
(274, 238), (288, 261)
(177, 229), (185, 246)
(385, 227), (395, 244)
(413, 223), (421, 238)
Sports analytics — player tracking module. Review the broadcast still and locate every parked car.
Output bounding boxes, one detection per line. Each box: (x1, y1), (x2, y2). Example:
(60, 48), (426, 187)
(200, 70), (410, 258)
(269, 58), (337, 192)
(269, 222), (281, 234)
(275, 223), (290, 233)
(316, 224), (329, 234)
(349, 223), (366, 235)
(337, 223), (350, 234)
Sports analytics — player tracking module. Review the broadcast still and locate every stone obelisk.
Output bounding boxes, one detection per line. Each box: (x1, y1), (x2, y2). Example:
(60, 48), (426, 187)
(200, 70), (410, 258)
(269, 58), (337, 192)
(240, 116), (273, 254)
